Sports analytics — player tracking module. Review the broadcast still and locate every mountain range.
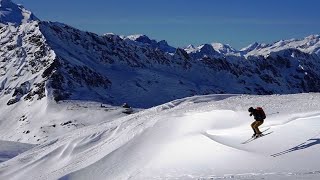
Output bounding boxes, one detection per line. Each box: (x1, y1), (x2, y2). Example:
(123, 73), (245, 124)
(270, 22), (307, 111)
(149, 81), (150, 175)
(1, 0), (320, 109)
(1, 1), (320, 179)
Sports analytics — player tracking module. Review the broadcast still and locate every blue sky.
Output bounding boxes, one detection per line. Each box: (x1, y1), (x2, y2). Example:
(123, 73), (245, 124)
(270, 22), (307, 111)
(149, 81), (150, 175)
(13, 0), (320, 49)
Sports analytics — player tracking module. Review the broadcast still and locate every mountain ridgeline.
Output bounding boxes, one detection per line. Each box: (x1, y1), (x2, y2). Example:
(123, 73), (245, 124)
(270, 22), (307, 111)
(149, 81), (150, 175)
(1, 0), (320, 108)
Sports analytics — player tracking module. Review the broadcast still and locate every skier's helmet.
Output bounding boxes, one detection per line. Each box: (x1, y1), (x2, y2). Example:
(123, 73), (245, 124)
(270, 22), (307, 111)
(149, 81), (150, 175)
(248, 107), (254, 112)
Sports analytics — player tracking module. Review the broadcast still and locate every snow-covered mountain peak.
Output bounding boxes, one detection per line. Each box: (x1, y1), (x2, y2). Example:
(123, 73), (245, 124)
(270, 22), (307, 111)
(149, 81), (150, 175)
(125, 34), (151, 43)
(184, 43), (222, 59)
(305, 34), (320, 40)
(185, 42), (240, 58)
(199, 43), (212, 50)
(104, 32), (114, 35)
(240, 42), (270, 53)
(301, 34), (320, 47)
(186, 44), (195, 49)
(123, 34), (176, 53)
(0, 0), (37, 25)
(240, 42), (260, 51)
(198, 44), (218, 55)
(244, 34), (320, 57)
(184, 44), (197, 53)
(211, 42), (238, 54)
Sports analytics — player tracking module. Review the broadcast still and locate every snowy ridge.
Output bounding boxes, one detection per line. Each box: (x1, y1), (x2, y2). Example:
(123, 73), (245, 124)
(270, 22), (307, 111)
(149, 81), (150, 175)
(0, 0), (38, 26)
(240, 42), (270, 54)
(244, 34), (320, 57)
(211, 42), (238, 54)
(185, 34), (320, 58)
(185, 43), (221, 59)
(123, 34), (176, 53)
(1, 94), (320, 179)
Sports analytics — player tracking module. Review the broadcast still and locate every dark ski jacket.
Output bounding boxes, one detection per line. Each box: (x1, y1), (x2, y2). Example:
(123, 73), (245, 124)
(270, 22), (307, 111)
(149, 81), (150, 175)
(250, 108), (266, 121)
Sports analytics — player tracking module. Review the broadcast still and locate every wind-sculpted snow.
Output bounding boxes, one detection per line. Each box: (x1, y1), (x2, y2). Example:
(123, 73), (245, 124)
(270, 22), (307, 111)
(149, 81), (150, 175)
(1, 94), (320, 179)
(0, 98), (173, 180)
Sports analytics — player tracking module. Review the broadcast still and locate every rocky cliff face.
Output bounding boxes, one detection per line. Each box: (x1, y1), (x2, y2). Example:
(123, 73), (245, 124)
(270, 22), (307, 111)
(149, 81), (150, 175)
(0, 21), (53, 105)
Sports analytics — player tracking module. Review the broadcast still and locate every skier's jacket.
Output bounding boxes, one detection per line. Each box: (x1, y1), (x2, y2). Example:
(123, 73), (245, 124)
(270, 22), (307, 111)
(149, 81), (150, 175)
(250, 107), (266, 121)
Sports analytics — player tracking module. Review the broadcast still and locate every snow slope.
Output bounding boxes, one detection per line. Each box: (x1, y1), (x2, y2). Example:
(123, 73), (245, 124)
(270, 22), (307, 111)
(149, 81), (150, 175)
(1, 93), (320, 180)
(0, 93), (135, 144)
(0, 140), (35, 163)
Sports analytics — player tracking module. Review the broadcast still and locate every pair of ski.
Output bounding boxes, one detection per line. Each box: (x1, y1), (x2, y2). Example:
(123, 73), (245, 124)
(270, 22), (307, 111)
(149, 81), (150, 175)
(241, 127), (273, 144)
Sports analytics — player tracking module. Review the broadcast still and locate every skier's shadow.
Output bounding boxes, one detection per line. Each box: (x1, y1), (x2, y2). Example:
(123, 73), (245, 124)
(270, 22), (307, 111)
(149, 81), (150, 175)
(271, 138), (320, 157)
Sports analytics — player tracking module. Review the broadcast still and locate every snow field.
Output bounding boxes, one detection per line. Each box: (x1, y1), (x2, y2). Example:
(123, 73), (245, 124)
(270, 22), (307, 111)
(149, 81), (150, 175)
(1, 94), (320, 179)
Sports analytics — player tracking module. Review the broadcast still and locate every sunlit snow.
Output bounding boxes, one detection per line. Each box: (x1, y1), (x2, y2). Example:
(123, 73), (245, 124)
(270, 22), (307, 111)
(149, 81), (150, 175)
(1, 94), (320, 180)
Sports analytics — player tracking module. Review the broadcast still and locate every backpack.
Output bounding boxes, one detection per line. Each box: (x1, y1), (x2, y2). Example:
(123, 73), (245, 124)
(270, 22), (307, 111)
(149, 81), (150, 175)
(256, 107), (266, 120)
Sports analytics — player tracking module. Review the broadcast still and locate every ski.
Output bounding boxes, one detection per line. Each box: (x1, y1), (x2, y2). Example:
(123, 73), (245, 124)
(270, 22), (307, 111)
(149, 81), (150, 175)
(241, 127), (271, 144)
(241, 131), (273, 144)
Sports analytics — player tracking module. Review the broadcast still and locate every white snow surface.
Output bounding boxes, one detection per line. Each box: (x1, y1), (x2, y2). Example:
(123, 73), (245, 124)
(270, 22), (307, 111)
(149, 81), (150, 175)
(1, 93), (320, 180)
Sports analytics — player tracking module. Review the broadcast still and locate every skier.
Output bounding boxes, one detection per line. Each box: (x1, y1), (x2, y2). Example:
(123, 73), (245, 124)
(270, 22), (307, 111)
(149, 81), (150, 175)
(248, 107), (266, 138)
(122, 103), (131, 108)
(122, 103), (133, 114)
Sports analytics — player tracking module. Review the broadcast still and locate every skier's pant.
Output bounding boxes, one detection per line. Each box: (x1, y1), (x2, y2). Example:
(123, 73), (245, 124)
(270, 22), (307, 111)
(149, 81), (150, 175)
(251, 120), (263, 134)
